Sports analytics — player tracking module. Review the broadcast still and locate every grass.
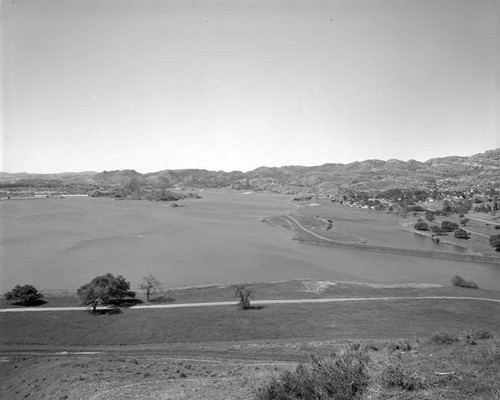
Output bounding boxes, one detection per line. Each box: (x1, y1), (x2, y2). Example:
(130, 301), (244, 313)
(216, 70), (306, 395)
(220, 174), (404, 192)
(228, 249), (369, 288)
(2, 299), (500, 347)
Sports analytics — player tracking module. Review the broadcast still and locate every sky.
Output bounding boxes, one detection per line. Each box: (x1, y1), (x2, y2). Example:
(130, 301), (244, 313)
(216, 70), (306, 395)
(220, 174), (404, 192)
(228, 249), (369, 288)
(1, 0), (499, 173)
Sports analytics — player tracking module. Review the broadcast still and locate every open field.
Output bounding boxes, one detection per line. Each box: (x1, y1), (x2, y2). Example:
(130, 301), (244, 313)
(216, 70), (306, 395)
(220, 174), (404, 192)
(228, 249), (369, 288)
(1, 191), (499, 293)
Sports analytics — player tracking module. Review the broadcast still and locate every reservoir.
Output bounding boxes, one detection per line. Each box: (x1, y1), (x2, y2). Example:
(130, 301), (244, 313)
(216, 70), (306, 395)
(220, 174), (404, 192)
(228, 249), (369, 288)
(1, 191), (499, 293)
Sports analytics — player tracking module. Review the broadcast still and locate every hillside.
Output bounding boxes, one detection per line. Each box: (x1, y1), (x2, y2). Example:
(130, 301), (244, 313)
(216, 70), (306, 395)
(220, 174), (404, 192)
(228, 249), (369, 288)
(1, 148), (499, 194)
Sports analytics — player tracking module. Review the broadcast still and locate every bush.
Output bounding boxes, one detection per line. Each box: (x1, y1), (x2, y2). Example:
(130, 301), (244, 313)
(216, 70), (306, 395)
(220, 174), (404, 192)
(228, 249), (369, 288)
(414, 221), (429, 231)
(428, 331), (460, 345)
(429, 330), (492, 346)
(454, 229), (470, 239)
(495, 225), (500, 229)
(380, 358), (426, 391)
(441, 220), (459, 232)
(4, 284), (44, 306)
(451, 275), (478, 289)
(386, 340), (412, 353)
(254, 348), (370, 400)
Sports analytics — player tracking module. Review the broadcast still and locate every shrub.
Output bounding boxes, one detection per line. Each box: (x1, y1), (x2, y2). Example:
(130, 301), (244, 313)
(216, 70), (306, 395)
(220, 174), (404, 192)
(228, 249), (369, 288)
(428, 331), (460, 345)
(386, 340), (412, 353)
(454, 229), (470, 239)
(4, 284), (44, 306)
(414, 221), (429, 231)
(380, 358), (426, 391)
(458, 330), (494, 344)
(451, 275), (478, 289)
(254, 348), (370, 400)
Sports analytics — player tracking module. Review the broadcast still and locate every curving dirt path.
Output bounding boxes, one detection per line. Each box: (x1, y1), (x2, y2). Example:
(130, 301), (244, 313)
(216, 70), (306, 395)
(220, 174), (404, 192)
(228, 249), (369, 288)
(1, 295), (500, 313)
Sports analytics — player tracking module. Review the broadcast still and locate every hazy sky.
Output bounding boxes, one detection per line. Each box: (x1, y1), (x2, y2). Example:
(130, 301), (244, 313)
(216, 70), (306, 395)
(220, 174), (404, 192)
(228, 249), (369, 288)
(1, 0), (499, 173)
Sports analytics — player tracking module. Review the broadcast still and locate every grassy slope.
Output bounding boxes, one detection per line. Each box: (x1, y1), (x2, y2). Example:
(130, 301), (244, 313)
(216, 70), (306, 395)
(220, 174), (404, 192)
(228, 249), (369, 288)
(1, 334), (499, 399)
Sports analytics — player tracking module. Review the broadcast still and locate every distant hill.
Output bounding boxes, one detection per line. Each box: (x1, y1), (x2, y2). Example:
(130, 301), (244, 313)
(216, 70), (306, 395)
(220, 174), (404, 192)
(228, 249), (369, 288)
(1, 149), (499, 194)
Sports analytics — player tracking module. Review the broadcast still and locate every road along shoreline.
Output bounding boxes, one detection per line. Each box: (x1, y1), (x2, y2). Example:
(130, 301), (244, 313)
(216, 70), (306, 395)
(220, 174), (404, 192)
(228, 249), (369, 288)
(283, 215), (500, 265)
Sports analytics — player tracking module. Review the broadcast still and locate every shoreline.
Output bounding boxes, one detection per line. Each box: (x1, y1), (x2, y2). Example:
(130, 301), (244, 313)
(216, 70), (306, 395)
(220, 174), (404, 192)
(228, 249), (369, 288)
(275, 214), (500, 266)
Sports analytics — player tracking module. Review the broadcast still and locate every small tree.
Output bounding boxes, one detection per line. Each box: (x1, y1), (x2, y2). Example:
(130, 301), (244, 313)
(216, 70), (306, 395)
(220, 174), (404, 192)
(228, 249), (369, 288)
(441, 221), (459, 232)
(490, 234), (500, 252)
(454, 229), (470, 239)
(414, 221), (429, 231)
(140, 274), (162, 301)
(425, 211), (435, 222)
(4, 284), (44, 306)
(78, 273), (135, 312)
(235, 285), (253, 310)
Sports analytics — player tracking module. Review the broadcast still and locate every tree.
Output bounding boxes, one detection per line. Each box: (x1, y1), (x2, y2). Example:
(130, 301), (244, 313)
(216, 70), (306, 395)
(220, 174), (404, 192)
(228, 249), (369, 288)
(441, 221), (459, 232)
(460, 218), (470, 227)
(454, 229), (470, 239)
(414, 221), (429, 231)
(490, 234), (500, 252)
(77, 273), (135, 312)
(4, 284), (44, 306)
(140, 274), (162, 301)
(235, 285), (253, 310)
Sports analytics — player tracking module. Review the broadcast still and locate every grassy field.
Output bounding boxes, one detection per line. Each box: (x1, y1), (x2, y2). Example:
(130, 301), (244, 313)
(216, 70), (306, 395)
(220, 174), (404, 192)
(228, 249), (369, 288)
(2, 297), (499, 347)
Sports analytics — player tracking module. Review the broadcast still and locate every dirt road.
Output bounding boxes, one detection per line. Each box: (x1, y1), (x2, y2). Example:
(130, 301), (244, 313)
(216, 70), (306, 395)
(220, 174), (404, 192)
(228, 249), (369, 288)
(1, 295), (500, 313)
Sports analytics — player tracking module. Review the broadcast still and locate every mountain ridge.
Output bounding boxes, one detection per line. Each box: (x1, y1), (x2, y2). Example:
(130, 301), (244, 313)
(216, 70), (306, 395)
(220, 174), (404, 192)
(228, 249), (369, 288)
(1, 148), (499, 194)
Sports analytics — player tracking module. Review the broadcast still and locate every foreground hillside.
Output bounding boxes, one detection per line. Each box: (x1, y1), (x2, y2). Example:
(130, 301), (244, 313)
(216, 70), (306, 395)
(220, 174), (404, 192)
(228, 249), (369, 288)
(1, 279), (499, 399)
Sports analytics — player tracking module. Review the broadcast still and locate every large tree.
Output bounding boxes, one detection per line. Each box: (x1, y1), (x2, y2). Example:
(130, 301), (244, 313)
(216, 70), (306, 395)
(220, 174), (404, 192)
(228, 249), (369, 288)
(77, 273), (135, 312)
(490, 234), (500, 252)
(4, 284), (44, 306)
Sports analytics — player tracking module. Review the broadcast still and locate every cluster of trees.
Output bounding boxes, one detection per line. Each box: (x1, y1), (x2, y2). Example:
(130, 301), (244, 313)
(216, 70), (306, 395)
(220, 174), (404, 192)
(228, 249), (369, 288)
(414, 220), (469, 239)
(4, 275), (256, 311)
(474, 201), (500, 214)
